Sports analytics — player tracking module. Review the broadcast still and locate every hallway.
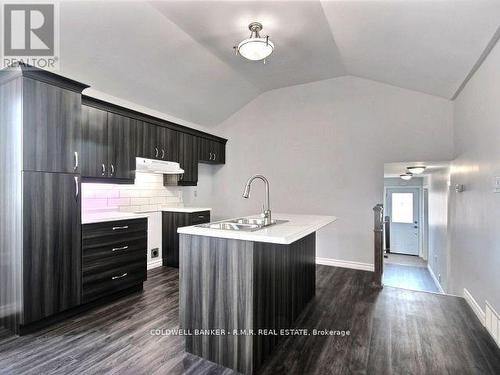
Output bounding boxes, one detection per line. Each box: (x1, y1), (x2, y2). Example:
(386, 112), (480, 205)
(383, 253), (441, 293)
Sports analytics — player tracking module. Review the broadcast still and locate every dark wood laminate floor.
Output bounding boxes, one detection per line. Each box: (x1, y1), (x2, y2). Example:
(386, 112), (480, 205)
(1, 266), (499, 375)
(383, 263), (441, 293)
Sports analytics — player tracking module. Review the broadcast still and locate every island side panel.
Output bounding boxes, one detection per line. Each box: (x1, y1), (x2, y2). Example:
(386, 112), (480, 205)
(252, 232), (316, 370)
(179, 234), (254, 375)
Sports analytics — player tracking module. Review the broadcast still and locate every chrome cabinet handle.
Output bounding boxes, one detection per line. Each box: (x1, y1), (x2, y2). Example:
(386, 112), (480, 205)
(111, 273), (128, 280)
(74, 152), (79, 171)
(101, 164), (106, 176)
(213, 153), (216, 160)
(74, 176), (79, 200)
(198, 215), (205, 218)
(209, 152), (213, 160)
(155, 147), (159, 158)
(112, 225), (129, 231)
(111, 164), (115, 176)
(161, 149), (165, 159)
(112, 246), (128, 252)
(179, 174), (183, 180)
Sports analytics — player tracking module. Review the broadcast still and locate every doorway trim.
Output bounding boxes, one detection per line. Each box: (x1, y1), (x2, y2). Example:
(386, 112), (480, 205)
(384, 185), (424, 257)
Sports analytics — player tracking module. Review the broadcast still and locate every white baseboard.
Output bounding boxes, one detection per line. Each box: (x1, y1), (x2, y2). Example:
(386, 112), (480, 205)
(463, 288), (485, 325)
(316, 257), (374, 272)
(427, 264), (445, 294)
(147, 259), (163, 270)
(463, 289), (500, 348)
(485, 301), (500, 347)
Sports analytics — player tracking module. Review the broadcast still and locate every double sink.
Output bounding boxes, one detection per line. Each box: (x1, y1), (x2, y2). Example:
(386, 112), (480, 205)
(196, 217), (288, 232)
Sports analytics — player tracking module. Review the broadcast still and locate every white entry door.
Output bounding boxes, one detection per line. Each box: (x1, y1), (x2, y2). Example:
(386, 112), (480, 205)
(386, 188), (420, 255)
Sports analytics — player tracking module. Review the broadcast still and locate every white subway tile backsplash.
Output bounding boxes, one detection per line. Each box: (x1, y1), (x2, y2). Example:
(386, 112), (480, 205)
(94, 189), (120, 199)
(131, 197), (150, 205)
(84, 198), (109, 209)
(82, 172), (185, 213)
(150, 196), (167, 205)
(119, 190), (140, 198)
(108, 198), (130, 206)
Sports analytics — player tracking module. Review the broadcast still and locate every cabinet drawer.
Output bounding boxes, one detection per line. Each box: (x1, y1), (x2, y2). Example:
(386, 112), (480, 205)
(83, 231), (146, 252)
(82, 218), (147, 241)
(83, 237), (147, 276)
(82, 261), (146, 303)
(190, 211), (210, 224)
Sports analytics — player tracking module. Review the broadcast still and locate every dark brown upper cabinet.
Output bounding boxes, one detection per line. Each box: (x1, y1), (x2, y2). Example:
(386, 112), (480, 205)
(107, 112), (137, 180)
(81, 105), (108, 179)
(81, 106), (137, 182)
(177, 132), (198, 186)
(198, 137), (226, 164)
(158, 126), (179, 162)
(136, 121), (158, 159)
(22, 78), (84, 174)
(138, 122), (179, 162)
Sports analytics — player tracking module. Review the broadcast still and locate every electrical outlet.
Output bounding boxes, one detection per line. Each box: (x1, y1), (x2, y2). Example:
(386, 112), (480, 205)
(151, 248), (159, 258)
(494, 177), (500, 193)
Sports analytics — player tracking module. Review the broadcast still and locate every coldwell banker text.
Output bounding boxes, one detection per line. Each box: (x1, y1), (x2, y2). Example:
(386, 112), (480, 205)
(2, 2), (59, 69)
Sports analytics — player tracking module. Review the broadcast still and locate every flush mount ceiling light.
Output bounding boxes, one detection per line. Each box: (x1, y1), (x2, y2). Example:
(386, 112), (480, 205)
(407, 166), (426, 174)
(400, 173), (413, 181)
(234, 22), (274, 62)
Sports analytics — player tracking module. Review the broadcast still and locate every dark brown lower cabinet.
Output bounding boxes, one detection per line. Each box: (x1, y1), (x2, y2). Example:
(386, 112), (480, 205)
(82, 218), (147, 303)
(162, 211), (210, 267)
(22, 171), (82, 325)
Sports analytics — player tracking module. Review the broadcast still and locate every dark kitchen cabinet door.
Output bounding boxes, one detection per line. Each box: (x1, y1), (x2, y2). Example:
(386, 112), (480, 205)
(162, 211), (210, 267)
(198, 137), (225, 164)
(81, 105), (108, 178)
(22, 171), (81, 324)
(178, 132), (198, 185)
(158, 127), (179, 162)
(197, 137), (211, 162)
(212, 141), (226, 164)
(23, 79), (82, 174)
(137, 122), (159, 159)
(107, 113), (137, 180)
(162, 212), (189, 268)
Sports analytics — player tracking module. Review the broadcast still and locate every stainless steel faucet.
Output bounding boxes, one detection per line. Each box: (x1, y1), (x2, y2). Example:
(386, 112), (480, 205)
(242, 174), (272, 226)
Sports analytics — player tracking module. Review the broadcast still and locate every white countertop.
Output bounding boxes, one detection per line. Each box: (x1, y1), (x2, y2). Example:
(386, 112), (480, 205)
(82, 210), (150, 224)
(130, 206), (211, 214)
(159, 206), (211, 213)
(177, 213), (336, 245)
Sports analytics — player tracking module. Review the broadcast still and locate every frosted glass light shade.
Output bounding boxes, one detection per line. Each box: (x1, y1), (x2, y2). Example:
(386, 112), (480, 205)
(407, 166), (426, 174)
(237, 37), (274, 61)
(400, 173), (413, 181)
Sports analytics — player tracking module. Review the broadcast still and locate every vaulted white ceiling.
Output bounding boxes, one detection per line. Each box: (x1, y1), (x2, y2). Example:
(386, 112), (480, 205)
(57, 1), (500, 127)
(151, 1), (347, 93)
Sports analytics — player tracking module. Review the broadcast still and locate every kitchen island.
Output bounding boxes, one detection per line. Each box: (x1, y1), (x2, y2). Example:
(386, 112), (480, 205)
(178, 213), (336, 374)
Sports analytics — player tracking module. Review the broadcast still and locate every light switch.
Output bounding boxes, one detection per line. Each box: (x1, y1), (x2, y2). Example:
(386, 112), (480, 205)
(494, 177), (500, 193)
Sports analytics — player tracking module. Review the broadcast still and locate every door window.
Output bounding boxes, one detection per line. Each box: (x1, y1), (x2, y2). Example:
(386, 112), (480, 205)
(391, 193), (413, 223)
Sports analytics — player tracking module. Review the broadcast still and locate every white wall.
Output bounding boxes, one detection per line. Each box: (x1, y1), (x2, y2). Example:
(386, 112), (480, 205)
(424, 168), (451, 291)
(182, 164), (216, 207)
(449, 39), (500, 312)
(211, 76), (453, 265)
